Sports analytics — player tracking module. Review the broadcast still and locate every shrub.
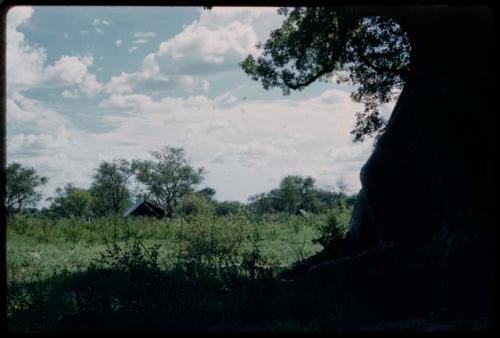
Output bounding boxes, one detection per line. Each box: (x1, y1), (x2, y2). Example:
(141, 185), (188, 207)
(93, 237), (162, 273)
(176, 213), (252, 266)
(214, 201), (244, 216)
(176, 193), (215, 217)
(8, 214), (30, 236)
(313, 209), (349, 252)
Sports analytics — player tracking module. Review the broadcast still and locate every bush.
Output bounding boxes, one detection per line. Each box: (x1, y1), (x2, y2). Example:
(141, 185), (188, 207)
(176, 193), (215, 217)
(93, 237), (161, 273)
(176, 212), (258, 267)
(214, 201), (244, 216)
(313, 209), (349, 252)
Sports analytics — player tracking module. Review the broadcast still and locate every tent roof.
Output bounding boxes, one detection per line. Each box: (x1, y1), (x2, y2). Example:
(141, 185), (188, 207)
(123, 199), (164, 217)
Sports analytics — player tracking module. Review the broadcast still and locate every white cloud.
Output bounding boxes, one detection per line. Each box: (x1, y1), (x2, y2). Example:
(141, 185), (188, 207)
(7, 91), (70, 129)
(100, 93), (154, 112)
(7, 7), (47, 89)
(44, 55), (89, 85)
(93, 18), (110, 26)
(6, 6), (108, 203)
(134, 31), (156, 38)
(79, 73), (104, 97)
(128, 46), (139, 53)
(100, 94), (212, 114)
(133, 39), (148, 44)
(80, 30), (89, 35)
(7, 6), (34, 27)
(105, 54), (209, 95)
(200, 7), (276, 20)
(61, 89), (80, 99)
(8, 9), (97, 92)
(115, 39), (123, 46)
(7, 6), (99, 93)
(101, 7), (283, 99)
(8, 126), (71, 152)
(10, 85), (386, 206)
(7, 6), (393, 205)
(177, 75), (209, 92)
(106, 72), (137, 94)
(92, 88), (385, 200)
(6, 94), (36, 123)
(141, 54), (160, 79)
(158, 20), (258, 64)
(197, 7), (283, 41)
(93, 18), (111, 34)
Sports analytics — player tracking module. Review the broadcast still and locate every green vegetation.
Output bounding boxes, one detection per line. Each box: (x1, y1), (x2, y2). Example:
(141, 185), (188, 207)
(6, 5), (492, 330)
(5, 162), (48, 216)
(132, 146), (206, 217)
(89, 158), (134, 216)
(8, 205), (486, 331)
(44, 184), (93, 219)
(7, 205), (356, 331)
(6, 148), (362, 331)
(7, 209), (354, 284)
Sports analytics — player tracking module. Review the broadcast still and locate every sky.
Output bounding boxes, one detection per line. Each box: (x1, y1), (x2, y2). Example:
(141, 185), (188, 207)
(6, 6), (396, 207)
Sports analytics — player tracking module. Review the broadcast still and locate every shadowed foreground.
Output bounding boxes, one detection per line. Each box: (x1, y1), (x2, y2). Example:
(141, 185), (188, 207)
(7, 238), (491, 332)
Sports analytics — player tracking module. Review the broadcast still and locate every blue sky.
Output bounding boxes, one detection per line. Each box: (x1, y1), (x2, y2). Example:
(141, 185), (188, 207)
(6, 6), (395, 207)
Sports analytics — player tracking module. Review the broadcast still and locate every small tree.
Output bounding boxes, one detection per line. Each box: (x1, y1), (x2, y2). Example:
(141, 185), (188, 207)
(278, 175), (321, 214)
(47, 184), (93, 219)
(249, 175), (323, 215)
(197, 187), (216, 201)
(314, 209), (349, 254)
(5, 162), (47, 215)
(333, 178), (350, 211)
(132, 146), (205, 217)
(177, 192), (215, 217)
(279, 176), (304, 214)
(248, 192), (278, 215)
(90, 159), (133, 216)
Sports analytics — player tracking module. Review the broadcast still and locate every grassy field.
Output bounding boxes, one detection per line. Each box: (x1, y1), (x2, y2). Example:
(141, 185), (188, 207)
(7, 211), (353, 331)
(6, 212), (337, 285)
(6, 208), (491, 331)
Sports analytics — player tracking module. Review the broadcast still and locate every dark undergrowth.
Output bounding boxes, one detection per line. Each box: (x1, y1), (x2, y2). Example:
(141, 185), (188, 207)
(7, 237), (492, 332)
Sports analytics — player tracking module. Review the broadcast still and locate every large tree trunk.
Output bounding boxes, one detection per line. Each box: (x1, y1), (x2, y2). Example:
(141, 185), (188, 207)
(345, 6), (493, 254)
(284, 6), (493, 321)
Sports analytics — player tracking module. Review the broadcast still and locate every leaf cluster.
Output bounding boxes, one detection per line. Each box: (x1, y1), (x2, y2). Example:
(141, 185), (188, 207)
(241, 8), (410, 142)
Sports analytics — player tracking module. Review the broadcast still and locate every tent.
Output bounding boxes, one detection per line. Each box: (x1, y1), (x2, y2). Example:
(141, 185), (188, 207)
(122, 199), (165, 218)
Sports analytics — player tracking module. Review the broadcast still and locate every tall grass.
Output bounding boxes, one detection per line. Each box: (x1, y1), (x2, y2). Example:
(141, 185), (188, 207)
(8, 209), (353, 285)
(7, 207), (361, 331)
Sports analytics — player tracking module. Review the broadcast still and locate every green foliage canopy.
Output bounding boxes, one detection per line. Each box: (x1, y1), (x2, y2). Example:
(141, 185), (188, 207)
(279, 176), (318, 214)
(241, 7), (410, 142)
(47, 184), (93, 219)
(249, 175), (327, 214)
(197, 187), (216, 201)
(177, 192), (215, 217)
(89, 159), (133, 216)
(132, 146), (205, 217)
(248, 175), (356, 216)
(5, 162), (48, 215)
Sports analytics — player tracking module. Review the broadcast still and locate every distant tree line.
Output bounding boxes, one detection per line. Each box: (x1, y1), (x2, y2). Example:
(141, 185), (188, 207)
(248, 175), (355, 216)
(5, 146), (356, 220)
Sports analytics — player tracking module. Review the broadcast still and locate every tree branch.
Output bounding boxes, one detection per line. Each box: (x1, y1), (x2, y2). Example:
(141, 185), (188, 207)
(283, 67), (333, 90)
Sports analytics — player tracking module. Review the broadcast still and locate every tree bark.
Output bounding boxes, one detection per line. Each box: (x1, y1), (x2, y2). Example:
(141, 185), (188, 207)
(345, 5), (493, 252)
